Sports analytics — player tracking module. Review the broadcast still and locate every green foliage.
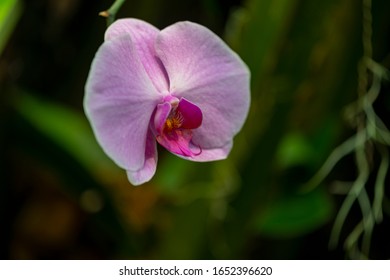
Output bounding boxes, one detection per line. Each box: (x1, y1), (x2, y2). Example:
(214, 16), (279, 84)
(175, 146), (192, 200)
(14, 92), (122, 184)
(7, 92), (134, 257)
(0, 0), (22, 55)
(275, 132), (315, 168)
(255, 188), (333, 238)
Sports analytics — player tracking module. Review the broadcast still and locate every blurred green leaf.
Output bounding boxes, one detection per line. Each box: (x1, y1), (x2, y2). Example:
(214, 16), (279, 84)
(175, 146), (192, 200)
(14, 92), (122, 184)
(276, 132), (314, 168)
(255, 188), (333, 238)
(0, 0), (22, 55)
(155, 153), (200, 193)
(226, 0), (298, 90)
(157, 199), (209, 259)
(8, 91), (136, 256)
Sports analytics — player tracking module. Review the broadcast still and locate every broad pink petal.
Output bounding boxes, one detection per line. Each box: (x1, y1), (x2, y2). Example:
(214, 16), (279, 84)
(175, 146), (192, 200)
(126, 130), (157, 185)
(155, 21), (250, 156)
(177, 97), (202, 129)
(105, 18), (169, 93)
(84, 35), (160, 172)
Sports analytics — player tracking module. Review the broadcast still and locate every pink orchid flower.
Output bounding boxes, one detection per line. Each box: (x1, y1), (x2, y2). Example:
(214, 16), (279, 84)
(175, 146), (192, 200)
(84, 19), (250, 185)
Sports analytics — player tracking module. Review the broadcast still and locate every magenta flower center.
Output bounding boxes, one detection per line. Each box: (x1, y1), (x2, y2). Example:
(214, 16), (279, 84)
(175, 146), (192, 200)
(153, 96), (203, 157)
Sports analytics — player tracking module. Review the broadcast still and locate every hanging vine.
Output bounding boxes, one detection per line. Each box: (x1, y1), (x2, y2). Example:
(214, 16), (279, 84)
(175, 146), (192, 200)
(305, 0), (390, 259)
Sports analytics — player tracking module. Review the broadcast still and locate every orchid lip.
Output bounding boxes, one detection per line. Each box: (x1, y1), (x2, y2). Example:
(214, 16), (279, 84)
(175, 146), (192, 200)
(153, 96), (203, 157)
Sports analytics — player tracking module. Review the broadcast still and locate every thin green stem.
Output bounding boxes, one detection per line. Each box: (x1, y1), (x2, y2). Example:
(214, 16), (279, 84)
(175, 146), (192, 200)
(302, 130), (367, 193)
(329, 127), (369, 250)
(373, 144), (389, 222)
(99, 0), (127, 27)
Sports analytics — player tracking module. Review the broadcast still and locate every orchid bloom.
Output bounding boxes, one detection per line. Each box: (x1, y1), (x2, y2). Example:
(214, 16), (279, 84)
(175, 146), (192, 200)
(84, 19), (250, 185)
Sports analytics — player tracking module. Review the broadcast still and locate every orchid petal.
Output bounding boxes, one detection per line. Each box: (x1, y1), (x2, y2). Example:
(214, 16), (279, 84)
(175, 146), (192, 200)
(190, 141), (232, 161)
(105, 18), (169, 92)
(84, 35), (159, 172)
(126, 130), (157, 185)
(156, 21), (250, 157)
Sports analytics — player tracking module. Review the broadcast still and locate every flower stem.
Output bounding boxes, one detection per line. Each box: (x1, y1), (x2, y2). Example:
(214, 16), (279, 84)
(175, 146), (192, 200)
(99, 0), (127, 27)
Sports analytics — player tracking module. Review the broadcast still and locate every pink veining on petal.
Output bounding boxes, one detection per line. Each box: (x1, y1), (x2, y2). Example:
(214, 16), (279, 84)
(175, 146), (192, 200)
(105, 18), (170, 93)
(84, 34), (159, 173)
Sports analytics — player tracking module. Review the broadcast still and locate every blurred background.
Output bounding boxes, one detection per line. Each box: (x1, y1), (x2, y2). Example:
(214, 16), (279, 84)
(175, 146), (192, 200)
(1, 0), (390, 259)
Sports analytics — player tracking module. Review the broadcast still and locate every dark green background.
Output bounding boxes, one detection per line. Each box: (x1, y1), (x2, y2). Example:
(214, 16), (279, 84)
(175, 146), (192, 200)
(1, 0), (389, 259)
